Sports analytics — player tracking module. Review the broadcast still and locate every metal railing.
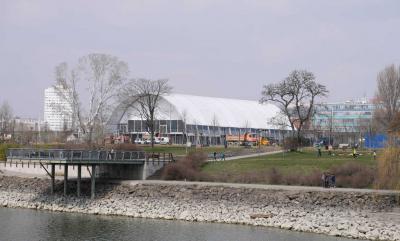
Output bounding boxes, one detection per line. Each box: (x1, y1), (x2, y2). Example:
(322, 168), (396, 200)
(6, 148), (147, 163)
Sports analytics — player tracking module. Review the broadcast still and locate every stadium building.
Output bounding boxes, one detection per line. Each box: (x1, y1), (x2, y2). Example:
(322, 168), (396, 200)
(108, 94), (288, 145)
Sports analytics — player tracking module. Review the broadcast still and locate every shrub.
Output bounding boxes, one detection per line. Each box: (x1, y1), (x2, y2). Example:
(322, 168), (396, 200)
(203, 162), (375, 188)
(0, 143), (20, 161)
(329, 162), (375, 188)
(161, 151), (208, 181)
(376, 147), (400, 190)
(283, 137), (299, 151)
(106, 143), (142, 151)
(268, 168), (283, 184)
(283, 170), (322, 186)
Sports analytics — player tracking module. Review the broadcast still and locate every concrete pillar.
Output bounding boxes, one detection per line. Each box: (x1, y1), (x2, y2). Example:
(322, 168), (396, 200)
(64, 164), (68, 196)
(51, 164), (55, 194)
(91, 165), (96, 199)
(77, 165), (81, 197)
(142, 161), (147, 180)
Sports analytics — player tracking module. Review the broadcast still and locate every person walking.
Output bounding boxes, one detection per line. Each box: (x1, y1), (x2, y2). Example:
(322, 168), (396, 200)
(317, 145), (322, 157)
(353, 148), (357, 158)
(213, 151), (217, 161)
(220, 152), (226, 161)
(373, 150), (377, 160)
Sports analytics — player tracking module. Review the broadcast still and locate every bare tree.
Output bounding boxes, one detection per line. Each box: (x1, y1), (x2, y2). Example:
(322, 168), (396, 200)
(268, 113), (290, 145)
(210, 114), (219, 145)
(261, 70), (328, 146)
(181, 109), (188, 145)
(120, 79), (172, 147)
(374, 64), (400, 132)
(0, 101), (13, 142)
(54, 53), (129, 145)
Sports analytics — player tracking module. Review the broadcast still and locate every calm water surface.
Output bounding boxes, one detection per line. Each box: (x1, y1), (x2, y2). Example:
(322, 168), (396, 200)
(0, 208), (364, 241)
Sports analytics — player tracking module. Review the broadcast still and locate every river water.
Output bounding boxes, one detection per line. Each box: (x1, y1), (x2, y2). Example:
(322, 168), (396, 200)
(0, 208), (363, 241)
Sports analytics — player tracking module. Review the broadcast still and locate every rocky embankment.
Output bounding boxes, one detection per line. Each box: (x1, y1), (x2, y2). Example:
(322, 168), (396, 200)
(0, 175), (399, 241)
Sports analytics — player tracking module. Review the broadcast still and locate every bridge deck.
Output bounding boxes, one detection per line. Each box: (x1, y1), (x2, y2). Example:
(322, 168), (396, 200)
(4, 148), (174, 199)
(5, 148), (171, 165)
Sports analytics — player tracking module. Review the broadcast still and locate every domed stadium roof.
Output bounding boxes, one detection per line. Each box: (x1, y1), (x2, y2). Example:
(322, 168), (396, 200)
(109, 93), (283, 130)
(159, 94), (281, 129)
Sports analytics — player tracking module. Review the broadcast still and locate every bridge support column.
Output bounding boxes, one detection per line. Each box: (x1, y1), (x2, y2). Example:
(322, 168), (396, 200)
(142, 160), (147, 180)
(77, 165), (81, 197)
(91, 165), (96, 199)
(51, 164), (55, 194)
(64, 164), (68, 196)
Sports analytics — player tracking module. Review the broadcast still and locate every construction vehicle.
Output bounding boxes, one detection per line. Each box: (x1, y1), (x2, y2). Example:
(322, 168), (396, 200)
(226, 132), (269, 146)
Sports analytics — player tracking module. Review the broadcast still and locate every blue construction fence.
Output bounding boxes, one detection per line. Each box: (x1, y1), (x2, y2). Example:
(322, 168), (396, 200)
(364, 134), (387, 149)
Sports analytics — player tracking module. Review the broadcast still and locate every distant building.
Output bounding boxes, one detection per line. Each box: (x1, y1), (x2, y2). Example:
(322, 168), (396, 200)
(311, 98), (377, 145)
(13, 117), (45, 132)
(44, 85), (73, 132)
(313, 98), (375, 133)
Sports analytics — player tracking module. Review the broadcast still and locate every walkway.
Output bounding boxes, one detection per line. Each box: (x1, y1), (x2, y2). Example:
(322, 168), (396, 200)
(207, 150), (283, 162)
(117, 180), (400, 195)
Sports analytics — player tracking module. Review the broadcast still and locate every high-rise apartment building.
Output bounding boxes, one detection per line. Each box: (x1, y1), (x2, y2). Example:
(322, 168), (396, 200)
(44, 86), (73, 132)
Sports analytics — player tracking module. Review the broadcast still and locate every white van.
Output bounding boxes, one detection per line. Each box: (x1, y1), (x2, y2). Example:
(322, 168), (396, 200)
(159, 137), (170, 145)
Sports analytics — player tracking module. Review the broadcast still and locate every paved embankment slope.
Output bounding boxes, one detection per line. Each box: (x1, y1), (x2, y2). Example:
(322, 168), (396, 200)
(0, 175), (399, 241)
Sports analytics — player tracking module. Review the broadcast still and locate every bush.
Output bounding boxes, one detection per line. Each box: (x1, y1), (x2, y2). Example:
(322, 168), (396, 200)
(204, 162), (375, 188)
(162, 151), (208, 181)
(0, 143), (20, 161)
(106, 143), (142, 151)
(268, 168), (283, 184)
(283, 137), (300, 151)
(282, 170), (322, 186)
(376, 147), (400, 190)
(329, 162), (375, 188)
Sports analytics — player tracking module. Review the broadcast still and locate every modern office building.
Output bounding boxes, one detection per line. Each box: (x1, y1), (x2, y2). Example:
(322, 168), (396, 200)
(44, 85), (73, 132)
(313, 98), (375, 133)
(108, 93), (288, 145)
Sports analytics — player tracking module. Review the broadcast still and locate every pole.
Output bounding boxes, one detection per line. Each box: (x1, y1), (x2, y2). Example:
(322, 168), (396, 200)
(51, 164), (55, 194)
(91, 165), (96, 199)
(63, 164), (68, 196)
(77, 165), (81, 197)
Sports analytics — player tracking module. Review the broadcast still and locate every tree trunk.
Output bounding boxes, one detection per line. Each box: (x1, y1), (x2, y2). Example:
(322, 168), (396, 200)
(150, 119), (154, 148)
(151, 130), (154, 148)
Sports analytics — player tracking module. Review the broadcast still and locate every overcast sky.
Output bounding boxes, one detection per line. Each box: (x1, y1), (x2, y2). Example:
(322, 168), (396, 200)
(1, 0), (400, 118)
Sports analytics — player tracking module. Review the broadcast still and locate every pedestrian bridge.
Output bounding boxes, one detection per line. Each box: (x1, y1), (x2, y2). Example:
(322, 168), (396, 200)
(6, 148), (149, 164)
(4, 148), (174, 198)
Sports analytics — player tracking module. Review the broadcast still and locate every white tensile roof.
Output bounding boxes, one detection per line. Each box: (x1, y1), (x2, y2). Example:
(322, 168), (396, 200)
(156, 93), (282, 129)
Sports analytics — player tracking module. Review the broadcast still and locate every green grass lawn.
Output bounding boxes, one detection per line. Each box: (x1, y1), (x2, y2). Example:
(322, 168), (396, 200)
(202, 149), (377, 176)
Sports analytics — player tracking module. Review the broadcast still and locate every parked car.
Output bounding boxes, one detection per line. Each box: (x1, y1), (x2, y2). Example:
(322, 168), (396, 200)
(134, 138), (145, 144)
(143, 138), (160, 144)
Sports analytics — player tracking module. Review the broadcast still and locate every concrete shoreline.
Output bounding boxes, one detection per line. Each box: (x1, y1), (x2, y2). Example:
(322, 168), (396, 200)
(0, 175), (399, 241)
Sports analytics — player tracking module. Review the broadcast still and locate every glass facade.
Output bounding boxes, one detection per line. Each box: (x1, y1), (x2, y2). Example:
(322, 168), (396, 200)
(120, 118), (287, 145)
(313, 99), (375, 133)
